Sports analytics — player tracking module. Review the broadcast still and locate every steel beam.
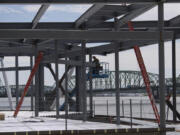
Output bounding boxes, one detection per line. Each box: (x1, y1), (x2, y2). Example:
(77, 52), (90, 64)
(81, 41), (87, 121)
(34, 45), (39, 117)
(65, 50), (68, 130)
(169, 15), (180, 27)
(117, 4), (156, 27)
(115, 47), (120, 125)
(23, 4), (50, 42)
(48, 40), (156, 58)
(0, 21), (172, 29)
(88, 40), (157, 55)
(39, 64), (44, 111)
(32, 4), (50, 29)
(30, 56), (34, 111)
(75, 4), (105, 28)
(0, 66), (31, 71)
(0, 0), (178, 4)
(89, 54), (93, 117)
(172, 38), (177, 122)
(43, 58), (95, 67)
(0, 40), (155, 56)
(75, 56), (82, 112)
(15, 55), (19, 108)
(0, 47), (34, 56)
(0, 30), (173, 41)
(55, 40), (59, 118)
(158, 1), (166, 132)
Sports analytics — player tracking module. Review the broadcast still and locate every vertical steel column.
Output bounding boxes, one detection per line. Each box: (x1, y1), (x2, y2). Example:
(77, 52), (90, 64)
(89, 54), (93, 117)
(75, 56), (83, 112)
(75, 58), (80, 112)
(15, 55), (19, 108)
(158, 1), (166, 132)
(30, 56), (34, 111)
(115, 47), (120, 125)
(34, 45), (39, 117)
(65, 49), (68, 130)
(55, 40), (59, 118)
(81, 41), (87, 121)
(114, 17), (120, 125)
(39, 64), (44, 111)
(172, 38), (177, 122)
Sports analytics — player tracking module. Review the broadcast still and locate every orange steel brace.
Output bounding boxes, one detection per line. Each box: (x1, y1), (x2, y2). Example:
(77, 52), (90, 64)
(128, 21), (160, 125)
(13, 52), (43, 117)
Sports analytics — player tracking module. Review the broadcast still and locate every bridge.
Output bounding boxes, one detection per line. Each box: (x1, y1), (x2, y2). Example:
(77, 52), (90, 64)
(67, 70), (180, 94)
(0, 70), (179, 97)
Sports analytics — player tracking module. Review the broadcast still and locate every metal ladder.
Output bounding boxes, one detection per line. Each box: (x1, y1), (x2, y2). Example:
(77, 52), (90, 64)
(128, 21), (160, 125)
(13, 52), (43, 117)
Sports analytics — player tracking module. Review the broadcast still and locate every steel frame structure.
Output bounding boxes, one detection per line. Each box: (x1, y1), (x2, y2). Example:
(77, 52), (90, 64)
(0, 0), (179, 133)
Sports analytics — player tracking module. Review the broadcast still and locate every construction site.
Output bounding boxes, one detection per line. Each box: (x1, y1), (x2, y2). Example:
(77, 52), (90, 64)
(0, 0), (180, 135)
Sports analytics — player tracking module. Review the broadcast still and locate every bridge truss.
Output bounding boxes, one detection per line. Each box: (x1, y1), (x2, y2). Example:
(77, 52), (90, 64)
(68, 71), (179, 91)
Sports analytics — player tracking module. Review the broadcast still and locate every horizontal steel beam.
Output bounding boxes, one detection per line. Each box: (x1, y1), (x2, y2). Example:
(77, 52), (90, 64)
(0, 66), (31, 71)
(0, 21), (175, 29)
(43, 58), (95, 67)
(0, 0), (178, 4)
(75, 4), (105, 28)
(0, 23), (75, 29)
(169, 15), (180, 27)
(49, 40), (157, 58)
(0, 30), (173, 41)
(0, 47), (34, 56)
(88, 40), (157, 55)
(117, 4), (156, 27)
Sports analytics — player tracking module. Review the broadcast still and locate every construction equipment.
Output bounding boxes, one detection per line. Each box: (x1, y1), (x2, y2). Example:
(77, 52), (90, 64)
(87, 62), (109, 80)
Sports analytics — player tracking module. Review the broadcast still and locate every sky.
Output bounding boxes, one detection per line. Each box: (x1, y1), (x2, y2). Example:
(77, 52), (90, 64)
(0, 3), (180, 86)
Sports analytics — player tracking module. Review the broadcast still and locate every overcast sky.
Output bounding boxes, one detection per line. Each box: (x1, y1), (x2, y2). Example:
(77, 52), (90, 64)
(0, 3), (180, 86)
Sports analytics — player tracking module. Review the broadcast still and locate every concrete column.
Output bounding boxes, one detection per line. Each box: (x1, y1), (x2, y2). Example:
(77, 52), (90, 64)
(89, 54), (93, 117)
(15, 55), (19, 108)
(158, 1), (166, 133)
(172, 38), (177, 122)
(55, 40), (59, 118)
